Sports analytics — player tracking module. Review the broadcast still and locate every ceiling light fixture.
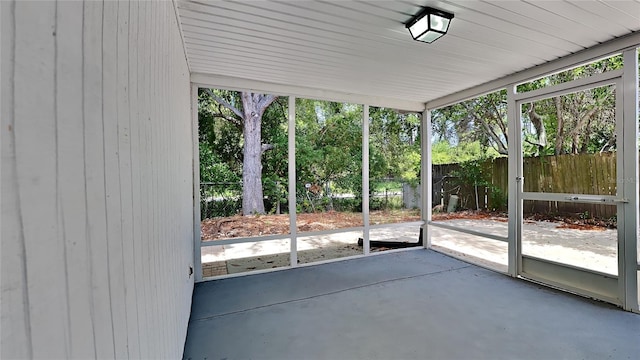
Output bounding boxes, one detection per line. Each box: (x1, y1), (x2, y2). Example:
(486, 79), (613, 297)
(406, 7), (454, 43)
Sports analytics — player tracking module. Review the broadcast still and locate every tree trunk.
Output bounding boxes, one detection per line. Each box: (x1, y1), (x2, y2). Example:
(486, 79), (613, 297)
(206, 90), (277, 215)
(554, 97), (564, 155)
(242, 108), (266, 215)
(528, 103), (546, 155)
(239, 92), (278, 215)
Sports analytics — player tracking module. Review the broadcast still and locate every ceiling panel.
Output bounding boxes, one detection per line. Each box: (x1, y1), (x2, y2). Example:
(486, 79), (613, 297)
(176, 0), (640, 106)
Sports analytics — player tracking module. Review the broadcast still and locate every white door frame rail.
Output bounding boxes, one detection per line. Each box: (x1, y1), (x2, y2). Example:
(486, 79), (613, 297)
(192, 84), (203, 282)
(513, 74), (624, 307)
(620, 48), (639, 312)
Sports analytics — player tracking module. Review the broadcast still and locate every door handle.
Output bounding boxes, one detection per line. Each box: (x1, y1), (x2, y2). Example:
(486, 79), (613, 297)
(563, 195), (628, 203)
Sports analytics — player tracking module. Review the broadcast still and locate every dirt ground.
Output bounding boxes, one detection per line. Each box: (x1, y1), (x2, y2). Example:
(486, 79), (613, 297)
(200, 210), (613, 277)
(202, 209), (609, 241)
(200, 210), (422, 277)
(201, 209), (421, 241)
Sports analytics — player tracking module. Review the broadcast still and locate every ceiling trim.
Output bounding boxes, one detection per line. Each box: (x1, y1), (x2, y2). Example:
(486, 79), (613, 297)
(426, 31), (640, 110)
(171, 0), (191, 73)
(191, 72), (426, 112)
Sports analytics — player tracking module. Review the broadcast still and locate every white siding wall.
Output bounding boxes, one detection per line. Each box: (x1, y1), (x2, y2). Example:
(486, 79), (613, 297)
(1, 1), (194, 358)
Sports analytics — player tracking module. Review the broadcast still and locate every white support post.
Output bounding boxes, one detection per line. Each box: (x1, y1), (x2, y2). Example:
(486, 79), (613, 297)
(621, 48), (639, 312)
(422, 110), (432, 248)
(288, 96), (298, 267)
(362, 105), (370, 255)
(507, 84), (521, 278)
(191, 84), (202, 282)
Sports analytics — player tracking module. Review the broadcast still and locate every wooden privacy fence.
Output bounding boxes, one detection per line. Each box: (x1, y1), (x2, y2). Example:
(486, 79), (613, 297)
(433, 152), (619, 218)
(432, 158), (508, 212)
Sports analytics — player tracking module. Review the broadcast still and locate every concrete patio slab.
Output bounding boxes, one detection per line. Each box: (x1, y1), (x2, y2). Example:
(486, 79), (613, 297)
(430, 219), (617, 275)
(201, 219), (618, 277)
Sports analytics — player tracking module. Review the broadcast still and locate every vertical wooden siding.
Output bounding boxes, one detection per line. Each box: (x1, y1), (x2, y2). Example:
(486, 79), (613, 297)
(1, 1), (194, 358)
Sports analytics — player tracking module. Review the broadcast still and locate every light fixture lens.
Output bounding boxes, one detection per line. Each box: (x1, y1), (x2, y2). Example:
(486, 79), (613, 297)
(430, 16), (450, 32)
(408, 16), (430, 40)
(417, 31), (444, 43)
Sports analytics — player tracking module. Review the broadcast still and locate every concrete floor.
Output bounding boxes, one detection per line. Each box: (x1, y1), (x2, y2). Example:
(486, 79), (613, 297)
(183, 249), (639, 360)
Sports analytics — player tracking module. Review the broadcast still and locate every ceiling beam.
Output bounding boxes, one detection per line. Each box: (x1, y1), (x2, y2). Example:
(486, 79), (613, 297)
(427, 31), (640, 110)
(191, 72), (426, 112)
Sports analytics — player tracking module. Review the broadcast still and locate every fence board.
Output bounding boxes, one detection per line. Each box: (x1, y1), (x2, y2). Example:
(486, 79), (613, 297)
(433, 153), (620, 218)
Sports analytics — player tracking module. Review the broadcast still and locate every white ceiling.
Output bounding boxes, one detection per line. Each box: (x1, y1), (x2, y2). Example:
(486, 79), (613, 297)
(176, 0), (640, 108)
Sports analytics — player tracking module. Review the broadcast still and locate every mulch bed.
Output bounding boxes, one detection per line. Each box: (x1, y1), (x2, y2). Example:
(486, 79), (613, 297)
(201, 210), (420, 241)
(201, 209), (613, 242)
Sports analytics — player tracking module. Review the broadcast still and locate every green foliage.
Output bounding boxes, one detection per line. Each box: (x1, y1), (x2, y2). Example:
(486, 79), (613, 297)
(370, 196), (403, 211)
(371, 179), (402, 192)
(330, 198), (362, 213)
(369, 107), (421, 184)
(295, 99), (364, 197)
(516, 55), (624, 93)
(197, 52), (640, 219)
(451, 159), (507, 211)
(199, 142), (239, 185)
(431, 53), (639, 161)
(199, 92), (424, 218)
(452, 160), (486, 187)
(431, 140), (502, 165)
(199, 89), (289, 217)
(488, 186), (507, 212)
(369, 179), (404, 211)
(200, 197), (241, 219)
(432, 90), (508, 157)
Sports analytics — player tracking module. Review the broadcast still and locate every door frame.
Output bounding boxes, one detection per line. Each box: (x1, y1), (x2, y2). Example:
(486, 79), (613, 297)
(507, 64), (638, 309)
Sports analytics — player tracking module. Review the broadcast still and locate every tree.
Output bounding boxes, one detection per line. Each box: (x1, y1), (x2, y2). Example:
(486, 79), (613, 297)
(432, 90), (509, 157)
(295, 99), (363, 194)
(369, 107), (421, 183)
(202, 89), (279, 215)
(517, 55), (622, 156)
(431, 140), (499, 165)
(431, 53), (636, 161)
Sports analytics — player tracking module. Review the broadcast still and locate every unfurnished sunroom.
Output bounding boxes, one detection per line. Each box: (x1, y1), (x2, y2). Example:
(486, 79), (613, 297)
(2, 1), (639, 359)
